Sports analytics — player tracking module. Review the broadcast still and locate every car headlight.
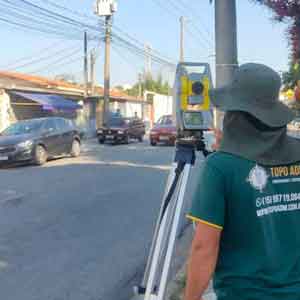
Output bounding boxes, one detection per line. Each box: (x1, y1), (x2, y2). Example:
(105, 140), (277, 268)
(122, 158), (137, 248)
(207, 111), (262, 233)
(17, 140), (33, 149)
(118, 130), (124, 134)
(97, 130), (103, 134)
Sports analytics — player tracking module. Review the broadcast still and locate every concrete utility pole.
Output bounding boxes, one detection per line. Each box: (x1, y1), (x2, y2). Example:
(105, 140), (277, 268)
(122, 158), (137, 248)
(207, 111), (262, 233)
(103, 15), (112, 125)
(145, 44), (152, 79)
(94, 0), (117, 126)
(84, 31), (89, 97)
(179, 16), (185, 62)
(138, 72), (145, 120)
(214, 0), (238, 127)
(138, 72), (143, 98)
(90, 50), (96, 95)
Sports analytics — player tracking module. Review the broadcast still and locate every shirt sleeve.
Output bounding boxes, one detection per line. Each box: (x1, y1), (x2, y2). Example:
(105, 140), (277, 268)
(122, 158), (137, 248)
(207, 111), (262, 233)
(187, 161), (226, 230)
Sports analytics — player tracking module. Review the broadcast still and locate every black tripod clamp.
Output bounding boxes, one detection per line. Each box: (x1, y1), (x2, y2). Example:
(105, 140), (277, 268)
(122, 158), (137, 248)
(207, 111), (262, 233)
(174, 143), (196, 169)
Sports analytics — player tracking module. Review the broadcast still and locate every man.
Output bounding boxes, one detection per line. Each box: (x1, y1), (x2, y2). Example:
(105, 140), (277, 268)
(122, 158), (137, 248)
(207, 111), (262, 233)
(185, 63), (300, 300)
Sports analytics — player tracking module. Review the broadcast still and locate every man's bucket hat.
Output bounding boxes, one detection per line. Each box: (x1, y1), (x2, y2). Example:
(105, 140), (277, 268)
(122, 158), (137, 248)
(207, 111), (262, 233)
(209, 63), (295, 127)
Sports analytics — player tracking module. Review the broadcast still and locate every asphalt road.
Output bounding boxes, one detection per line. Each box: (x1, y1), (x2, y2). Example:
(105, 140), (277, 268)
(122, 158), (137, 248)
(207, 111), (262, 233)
(0, 139), (203, 300)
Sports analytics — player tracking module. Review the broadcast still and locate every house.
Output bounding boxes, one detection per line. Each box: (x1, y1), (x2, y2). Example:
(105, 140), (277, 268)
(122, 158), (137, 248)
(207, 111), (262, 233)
(0, 71), (152, 134)
(0, 71), (84, 131)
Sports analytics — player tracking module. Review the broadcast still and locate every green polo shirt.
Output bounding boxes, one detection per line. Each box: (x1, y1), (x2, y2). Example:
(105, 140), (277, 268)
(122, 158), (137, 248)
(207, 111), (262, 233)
(187, 152), (300, 300)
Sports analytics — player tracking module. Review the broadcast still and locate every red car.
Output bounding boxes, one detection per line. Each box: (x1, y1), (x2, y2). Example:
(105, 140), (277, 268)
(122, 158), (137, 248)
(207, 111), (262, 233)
(150, 115), (177, 146)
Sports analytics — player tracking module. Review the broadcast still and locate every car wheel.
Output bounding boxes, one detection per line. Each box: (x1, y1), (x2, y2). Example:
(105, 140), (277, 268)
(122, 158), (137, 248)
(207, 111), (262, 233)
(71, 139), (81, 157)
(98, 138), (105, 144)
(138, 135), (144, 142)
(150, 140), (157, 146)
(34, 145), (48, 166)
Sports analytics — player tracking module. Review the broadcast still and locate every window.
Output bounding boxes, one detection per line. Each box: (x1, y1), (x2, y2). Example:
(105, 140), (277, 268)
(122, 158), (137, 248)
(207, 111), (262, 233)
(164, 116), (173, 125)
(44, 119), (58, 133)
(157, 117), (164, 125)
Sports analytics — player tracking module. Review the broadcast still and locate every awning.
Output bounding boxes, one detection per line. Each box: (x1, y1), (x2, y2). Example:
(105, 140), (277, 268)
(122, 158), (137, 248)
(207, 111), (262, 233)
(10, 91), (82, 111)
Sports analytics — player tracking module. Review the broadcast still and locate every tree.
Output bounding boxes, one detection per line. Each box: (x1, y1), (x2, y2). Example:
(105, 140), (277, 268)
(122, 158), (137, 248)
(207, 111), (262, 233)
(253, 1), (300, 86)
(114, 85), (124, 91)
(125, 74), (171, 97)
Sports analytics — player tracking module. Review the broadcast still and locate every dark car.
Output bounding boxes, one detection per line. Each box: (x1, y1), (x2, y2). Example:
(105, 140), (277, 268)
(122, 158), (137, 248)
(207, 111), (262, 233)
(97, 117), (145, 144)
(150, 115), (177, 146)
(0, 117), (81, 166)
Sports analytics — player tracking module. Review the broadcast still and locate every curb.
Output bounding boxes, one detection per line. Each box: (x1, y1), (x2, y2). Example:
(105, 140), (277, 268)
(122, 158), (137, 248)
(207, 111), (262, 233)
(131, 225), (217, 300)
(166, 264), (216, 300)
(131, 224), (193, 300)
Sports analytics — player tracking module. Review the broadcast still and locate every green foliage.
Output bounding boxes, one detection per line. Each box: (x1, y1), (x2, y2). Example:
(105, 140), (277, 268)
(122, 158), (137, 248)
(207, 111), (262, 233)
(282, 62), (300, 88)
(114, 85), (124, 91)
(126, 74), (171, 97)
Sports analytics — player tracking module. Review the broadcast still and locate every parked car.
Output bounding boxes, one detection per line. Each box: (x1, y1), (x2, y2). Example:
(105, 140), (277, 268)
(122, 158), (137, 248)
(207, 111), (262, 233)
(150, 115), (177, 146)
(0, 117), (81, 166)
(97, 116), (145, 144)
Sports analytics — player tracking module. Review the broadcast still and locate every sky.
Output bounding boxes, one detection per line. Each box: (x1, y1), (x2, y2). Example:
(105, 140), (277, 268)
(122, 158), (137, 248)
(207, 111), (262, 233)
(0, 0), (291, 87)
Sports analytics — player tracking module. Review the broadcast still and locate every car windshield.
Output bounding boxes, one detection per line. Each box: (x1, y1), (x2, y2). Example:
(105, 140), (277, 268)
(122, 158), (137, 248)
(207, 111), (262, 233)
(1, 119), (44, 136)
(157, 116), (173, 126)
(163, 116), (173, 125)
(108, 117), (126, 127)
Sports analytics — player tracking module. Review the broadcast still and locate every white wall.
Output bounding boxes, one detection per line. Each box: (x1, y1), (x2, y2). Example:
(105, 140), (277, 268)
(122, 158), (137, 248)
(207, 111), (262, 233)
(110, 101), (142, 118)
(125, 102), (142, 118)
(0, 91), (10, 131)
(153, 94), (173, 122)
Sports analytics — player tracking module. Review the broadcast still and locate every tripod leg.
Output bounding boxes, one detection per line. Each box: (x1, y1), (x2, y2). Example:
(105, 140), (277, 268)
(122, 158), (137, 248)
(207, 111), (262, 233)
(157, 164), (192, 300)
(140, 163), (178, 290)
(144, 197), (173, 300)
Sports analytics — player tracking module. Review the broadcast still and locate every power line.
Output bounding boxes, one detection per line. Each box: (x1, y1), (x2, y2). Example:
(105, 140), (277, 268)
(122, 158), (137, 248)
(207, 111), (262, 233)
(111, 36), (175, 68)
(0, 40), (66, 69)
(150, 0), (213, 50)
(30, 48), (82, 74)
(18, 0), (102, 32)
(9, 46), (82, 71)
(111, 43), (142, 72)
(0, 0), (175, 68)
(37, 0), (174, 62)
(165, 0), (213, 47)
(38, 0), (98, 23)
(0, 15), (80, 39)
(174, 0), (213, 37)
(0, 0), (87, 39)
(0, 0), (104, 39)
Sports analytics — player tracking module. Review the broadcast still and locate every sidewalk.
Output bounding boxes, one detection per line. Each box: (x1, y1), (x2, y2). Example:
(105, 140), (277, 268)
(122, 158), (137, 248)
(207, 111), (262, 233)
(132, 223), (216, 300)
(166, 264), (216, 300)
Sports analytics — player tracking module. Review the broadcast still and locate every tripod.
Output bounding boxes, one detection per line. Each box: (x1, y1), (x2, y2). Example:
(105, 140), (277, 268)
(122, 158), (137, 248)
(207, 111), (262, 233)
(133, 141), (210, 300)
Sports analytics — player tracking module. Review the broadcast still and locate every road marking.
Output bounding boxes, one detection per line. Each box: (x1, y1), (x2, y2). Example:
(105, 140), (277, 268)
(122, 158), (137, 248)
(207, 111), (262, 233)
(0, 190), (24, 206)
(45, 158), (171, 171)
(0, 260), (8, 270)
